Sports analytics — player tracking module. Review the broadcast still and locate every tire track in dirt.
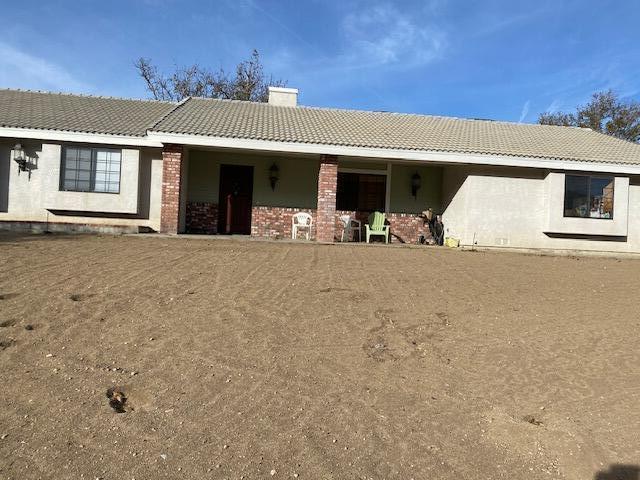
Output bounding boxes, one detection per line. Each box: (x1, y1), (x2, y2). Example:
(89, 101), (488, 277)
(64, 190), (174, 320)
(3, 235), (640, 479)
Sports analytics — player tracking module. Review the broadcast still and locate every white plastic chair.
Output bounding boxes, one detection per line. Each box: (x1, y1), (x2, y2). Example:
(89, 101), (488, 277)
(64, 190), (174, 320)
(292, 212), (313, 240)
(339, 215), (361, 242)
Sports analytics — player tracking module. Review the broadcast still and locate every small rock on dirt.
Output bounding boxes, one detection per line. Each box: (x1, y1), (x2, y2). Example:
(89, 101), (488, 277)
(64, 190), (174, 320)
(523, 414), (543, 426)
(106, 387), (127, 413)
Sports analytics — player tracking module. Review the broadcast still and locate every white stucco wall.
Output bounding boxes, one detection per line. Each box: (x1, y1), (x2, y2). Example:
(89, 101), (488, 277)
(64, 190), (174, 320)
(42, 145), (139, 214)
(544, 172), (628, 236)
(0, 140), (163, 231)
(442, 165), (640, 253)
(144, 148), (164, 232)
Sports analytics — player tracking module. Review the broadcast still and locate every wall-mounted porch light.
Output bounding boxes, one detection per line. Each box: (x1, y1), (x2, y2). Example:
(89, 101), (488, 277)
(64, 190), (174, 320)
(411, 172), (421, 199)
(12, 143), (27, 172)
(269, 163), (279, 191)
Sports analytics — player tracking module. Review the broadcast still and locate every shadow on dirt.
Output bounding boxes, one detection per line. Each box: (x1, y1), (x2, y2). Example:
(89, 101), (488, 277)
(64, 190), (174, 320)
(594, 464), (640, 480)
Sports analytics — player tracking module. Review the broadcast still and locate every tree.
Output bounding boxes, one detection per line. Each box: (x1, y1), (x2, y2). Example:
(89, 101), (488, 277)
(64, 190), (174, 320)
(538, 90), (640, 143)
(135, 50), (286, 102)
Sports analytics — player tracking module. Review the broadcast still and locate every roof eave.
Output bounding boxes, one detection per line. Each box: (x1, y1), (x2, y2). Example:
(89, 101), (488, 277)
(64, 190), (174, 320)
(147, 131), (640, 174)
(0, 126), (164, 147)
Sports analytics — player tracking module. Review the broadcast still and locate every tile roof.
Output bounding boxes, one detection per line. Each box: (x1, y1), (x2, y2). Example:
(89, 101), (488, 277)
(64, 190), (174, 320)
(154, 97), (640, 165)
(0, 89), (176, 137)
(1, 89), (640, 165)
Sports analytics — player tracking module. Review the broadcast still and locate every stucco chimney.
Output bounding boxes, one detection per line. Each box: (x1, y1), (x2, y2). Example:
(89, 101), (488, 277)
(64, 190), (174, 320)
(268, 87), (298, 107)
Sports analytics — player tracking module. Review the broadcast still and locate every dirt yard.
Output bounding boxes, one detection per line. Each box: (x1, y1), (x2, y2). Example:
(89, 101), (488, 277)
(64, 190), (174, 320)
(0, 234), (639, 480)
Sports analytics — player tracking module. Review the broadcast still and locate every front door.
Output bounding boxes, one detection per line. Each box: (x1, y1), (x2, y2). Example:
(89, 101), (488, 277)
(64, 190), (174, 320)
(218, 165), (254, 235)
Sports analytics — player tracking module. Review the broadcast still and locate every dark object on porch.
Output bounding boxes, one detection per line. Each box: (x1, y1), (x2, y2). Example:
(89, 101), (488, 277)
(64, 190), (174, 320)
(420, 209), (444, 245)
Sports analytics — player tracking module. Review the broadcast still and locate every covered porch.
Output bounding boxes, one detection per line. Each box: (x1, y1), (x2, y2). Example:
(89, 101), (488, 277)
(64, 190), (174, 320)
(160, 145), (443, 243)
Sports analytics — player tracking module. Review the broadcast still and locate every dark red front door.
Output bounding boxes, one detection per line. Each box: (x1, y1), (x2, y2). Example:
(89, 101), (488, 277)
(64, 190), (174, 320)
(218, 165), (254, 235)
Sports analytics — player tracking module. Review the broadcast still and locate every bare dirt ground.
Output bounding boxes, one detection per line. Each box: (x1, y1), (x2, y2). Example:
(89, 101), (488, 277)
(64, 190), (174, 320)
(1, 233), (639, 480)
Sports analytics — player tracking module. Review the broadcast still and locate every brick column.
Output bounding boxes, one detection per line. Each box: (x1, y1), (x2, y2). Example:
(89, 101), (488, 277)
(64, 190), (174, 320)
(160, 144), (183, 234)
(316, 155), (338, 242)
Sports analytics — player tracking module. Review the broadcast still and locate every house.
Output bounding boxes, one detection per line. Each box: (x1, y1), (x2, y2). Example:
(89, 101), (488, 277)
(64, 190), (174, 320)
(2, 87), (640, 253)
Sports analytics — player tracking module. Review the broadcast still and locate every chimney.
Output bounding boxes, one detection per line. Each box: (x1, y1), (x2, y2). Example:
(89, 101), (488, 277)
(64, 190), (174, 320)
(268, 87), (298, 107)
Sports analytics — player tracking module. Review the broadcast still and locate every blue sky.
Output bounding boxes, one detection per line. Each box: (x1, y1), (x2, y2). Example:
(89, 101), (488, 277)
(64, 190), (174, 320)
(1, 0), (639, 123)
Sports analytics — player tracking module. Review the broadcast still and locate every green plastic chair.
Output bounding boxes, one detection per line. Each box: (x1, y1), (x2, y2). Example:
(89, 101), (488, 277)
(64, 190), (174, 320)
(365, 211), (389, 244)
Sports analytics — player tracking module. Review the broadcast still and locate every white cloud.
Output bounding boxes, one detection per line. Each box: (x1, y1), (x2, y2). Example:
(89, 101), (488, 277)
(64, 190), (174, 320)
(545, 99), (561, 114)
(229, 1), (447, 109)
(341, 3), (446, 69)
(0, 41), (90, 92)
(518, 100), (530, 123)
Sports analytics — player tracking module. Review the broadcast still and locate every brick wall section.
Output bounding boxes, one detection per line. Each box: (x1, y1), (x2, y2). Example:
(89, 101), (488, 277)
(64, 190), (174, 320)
(180, 206), (427, 245)
(387, 213), (431, 244)
(186, 202), (218, 234)
(335, 210), (431, 244)
(316, 155), (339, 242)
(160, 144), (183, 234)
(252, 206), (316, 239)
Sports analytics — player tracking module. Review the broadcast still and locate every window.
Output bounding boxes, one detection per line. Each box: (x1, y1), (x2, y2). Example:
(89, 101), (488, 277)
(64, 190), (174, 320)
(564, 175), (614, 219)
(61, 147), (121, 193)
(336, 172), (386, 212)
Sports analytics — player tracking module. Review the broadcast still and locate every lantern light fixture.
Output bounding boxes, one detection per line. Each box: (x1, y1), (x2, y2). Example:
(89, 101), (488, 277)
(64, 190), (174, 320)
(13, 143), (27, 171)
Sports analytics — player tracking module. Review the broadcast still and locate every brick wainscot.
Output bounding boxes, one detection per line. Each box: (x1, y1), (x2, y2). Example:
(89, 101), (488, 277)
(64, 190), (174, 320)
(335, 211), (431, 244)
(250, 208), (430, 243)
(186, 202), (218, 234)
(251, 206), (317, 239)
(387, 213), (431, 244)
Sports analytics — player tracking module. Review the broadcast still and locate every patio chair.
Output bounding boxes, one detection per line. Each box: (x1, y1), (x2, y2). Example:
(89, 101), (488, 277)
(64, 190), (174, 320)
(365, 211), (389, 244)
(292, 212), (313, 240)
(339, 215), (362, 242)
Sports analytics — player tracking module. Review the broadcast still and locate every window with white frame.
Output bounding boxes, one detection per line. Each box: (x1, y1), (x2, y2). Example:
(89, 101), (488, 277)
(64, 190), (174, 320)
(60, 147), (121, 193)
(564, 175), (614, 219)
